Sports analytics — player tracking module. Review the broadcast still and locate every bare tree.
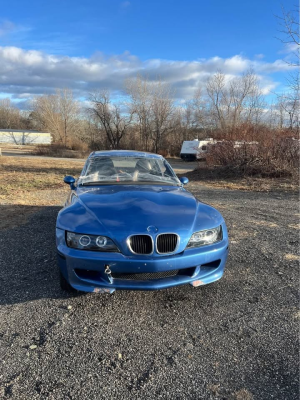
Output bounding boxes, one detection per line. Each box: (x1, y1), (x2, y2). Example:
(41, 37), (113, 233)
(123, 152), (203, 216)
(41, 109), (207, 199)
(150, 81), (174, 153)
(206, 72), (227, 130)
(275, 92), (299, 131)
(88, 90), (133, 149)
(241, 73), (266, 125)
(206, 71), (265, 134)
(126, 76), (152, 151)
(0, 99), (23, 129)
(191, 87), (207, 130)
(276, 6), (300, 66)
(276, 5), (300, 108)
(32, 89), (80, 146)
(126, 77), (175, 153)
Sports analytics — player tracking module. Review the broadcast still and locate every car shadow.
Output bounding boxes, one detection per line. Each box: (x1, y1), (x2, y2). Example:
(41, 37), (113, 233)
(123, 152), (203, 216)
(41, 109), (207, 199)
(0, 204), (77, 306)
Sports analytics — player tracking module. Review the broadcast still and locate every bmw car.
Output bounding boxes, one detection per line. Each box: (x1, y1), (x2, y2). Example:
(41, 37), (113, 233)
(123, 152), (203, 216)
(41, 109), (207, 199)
(56, 150), (229, 293)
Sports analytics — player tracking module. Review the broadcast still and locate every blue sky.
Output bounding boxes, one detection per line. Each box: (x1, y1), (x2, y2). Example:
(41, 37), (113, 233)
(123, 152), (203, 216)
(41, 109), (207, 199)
(0, 0), (297, 106)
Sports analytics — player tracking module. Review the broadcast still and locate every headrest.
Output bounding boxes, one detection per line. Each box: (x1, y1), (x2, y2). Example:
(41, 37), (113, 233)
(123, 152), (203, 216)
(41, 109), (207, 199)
(135, 159), (151, 173)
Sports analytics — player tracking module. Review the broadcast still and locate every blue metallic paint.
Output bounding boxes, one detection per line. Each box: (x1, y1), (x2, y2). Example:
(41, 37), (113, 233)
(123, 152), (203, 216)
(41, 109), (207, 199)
(56, 151), (229, 292)
(179, 176), (189, 185)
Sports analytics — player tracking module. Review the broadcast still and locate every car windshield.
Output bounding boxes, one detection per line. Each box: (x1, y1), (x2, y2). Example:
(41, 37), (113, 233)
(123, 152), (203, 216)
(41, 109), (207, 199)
(78, 156), (181, 186)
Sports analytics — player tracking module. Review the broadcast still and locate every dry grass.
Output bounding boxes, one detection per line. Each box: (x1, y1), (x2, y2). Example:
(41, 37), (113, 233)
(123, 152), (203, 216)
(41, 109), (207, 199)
(0, 156), (84, 205)
(0, 157), (84, 229)
(182, 166), (299, 192)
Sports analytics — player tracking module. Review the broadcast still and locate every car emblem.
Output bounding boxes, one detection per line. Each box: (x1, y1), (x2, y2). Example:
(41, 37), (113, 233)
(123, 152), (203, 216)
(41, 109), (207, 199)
(147, 225), (158, 233)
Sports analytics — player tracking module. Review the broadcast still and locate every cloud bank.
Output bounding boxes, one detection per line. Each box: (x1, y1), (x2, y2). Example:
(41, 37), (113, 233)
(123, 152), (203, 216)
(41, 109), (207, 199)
(0, 45), (295, 106)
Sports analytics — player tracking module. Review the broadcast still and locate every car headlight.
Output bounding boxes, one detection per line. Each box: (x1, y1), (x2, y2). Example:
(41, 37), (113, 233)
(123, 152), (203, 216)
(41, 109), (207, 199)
(186, 226), (222, 248)
(66, 231), (120, 252)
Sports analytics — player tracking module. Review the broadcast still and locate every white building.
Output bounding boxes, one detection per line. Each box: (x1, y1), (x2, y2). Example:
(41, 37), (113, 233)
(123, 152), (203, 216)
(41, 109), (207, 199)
(0, 129), (52, 145)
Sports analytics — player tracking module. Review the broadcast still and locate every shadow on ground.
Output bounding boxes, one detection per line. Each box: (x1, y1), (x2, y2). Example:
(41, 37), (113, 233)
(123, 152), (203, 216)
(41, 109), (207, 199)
(0, 205), (73, 306)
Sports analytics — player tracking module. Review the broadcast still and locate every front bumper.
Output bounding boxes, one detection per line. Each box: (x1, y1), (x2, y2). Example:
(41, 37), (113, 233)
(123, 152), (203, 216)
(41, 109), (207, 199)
(56, 228), (229, 292)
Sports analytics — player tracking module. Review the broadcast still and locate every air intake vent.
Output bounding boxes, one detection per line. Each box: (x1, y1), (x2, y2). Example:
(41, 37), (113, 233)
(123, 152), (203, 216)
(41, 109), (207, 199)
(112, 270), (179, 280)
(128, 235), (153, 254)
(156, 234), (178, 254)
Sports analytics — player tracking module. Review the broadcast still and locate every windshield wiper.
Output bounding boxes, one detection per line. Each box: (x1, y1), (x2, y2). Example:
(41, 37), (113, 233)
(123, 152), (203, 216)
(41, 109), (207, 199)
(79, 181), (112, 186)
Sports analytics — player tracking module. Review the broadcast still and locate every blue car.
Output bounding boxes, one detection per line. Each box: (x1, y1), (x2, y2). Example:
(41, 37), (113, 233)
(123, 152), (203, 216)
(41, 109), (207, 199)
(56, 150), (229, 293)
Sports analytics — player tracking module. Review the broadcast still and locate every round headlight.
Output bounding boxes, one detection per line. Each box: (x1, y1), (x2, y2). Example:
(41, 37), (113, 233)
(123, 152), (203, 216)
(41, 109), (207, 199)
(186, 226), (222, 248)
(79, 235), (91, 246)
(96, 236), (108, 247)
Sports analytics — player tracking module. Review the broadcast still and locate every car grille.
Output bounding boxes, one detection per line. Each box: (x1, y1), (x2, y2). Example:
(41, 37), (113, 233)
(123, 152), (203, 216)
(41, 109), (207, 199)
(128, 235), (153, 254)
(111, 270), (179, 280)
(156, 234), (178, 254)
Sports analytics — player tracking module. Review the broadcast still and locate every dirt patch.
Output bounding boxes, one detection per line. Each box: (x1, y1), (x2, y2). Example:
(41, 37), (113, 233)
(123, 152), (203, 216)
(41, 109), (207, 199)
(234, 389), (254, 400)
(285, 254), (299, 261)
(230, 230), (257, 241)
(250, 220), (278, 228)
(294, 311), (300, 320)
(288, 224), (300, 229)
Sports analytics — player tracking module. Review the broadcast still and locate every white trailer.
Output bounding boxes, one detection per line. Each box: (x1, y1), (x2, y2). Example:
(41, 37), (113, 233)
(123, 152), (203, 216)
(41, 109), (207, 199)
(180, 138), (215, 161)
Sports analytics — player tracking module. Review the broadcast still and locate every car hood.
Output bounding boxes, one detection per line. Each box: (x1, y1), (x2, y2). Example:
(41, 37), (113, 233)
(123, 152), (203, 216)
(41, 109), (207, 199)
(57, 185), (224, 254)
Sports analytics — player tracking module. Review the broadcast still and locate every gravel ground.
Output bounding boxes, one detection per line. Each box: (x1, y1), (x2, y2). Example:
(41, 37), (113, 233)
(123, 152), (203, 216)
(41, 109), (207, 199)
(0, 184), (299, 399)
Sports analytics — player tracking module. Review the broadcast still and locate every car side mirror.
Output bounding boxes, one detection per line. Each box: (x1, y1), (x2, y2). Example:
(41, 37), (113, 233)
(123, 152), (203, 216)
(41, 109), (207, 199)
(64, 175), (76, 189)
(179, 177), (189, 185)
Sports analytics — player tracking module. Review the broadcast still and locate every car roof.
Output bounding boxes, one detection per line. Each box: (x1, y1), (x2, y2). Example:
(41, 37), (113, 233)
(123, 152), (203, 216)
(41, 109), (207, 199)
(89, 150), (163, 159)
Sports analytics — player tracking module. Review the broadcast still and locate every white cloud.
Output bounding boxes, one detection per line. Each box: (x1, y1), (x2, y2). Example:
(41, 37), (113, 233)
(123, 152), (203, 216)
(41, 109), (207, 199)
(0, 45), (296, 106)
(279, 42), (299, 54)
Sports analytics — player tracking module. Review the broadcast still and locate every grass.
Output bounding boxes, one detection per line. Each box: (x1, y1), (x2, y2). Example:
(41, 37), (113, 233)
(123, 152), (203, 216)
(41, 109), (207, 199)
(181, 165), (299, 192)
(0, 156), (84, 229)
(0, 156), (83, 206)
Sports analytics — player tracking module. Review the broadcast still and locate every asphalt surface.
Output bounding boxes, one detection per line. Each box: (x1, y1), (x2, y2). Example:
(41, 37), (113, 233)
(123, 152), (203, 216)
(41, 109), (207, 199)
(0, 185), (299, 399)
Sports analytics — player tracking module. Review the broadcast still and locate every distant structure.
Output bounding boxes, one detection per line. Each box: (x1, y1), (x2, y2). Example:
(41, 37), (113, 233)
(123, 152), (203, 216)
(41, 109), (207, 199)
(0, 129), (52, 145)
(180, 138), (216, 161)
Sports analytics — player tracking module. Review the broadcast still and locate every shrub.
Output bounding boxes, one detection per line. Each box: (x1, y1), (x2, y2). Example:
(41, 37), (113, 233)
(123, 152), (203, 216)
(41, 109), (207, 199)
(68, 138), (89, 152)
(206, 138), (299, 178)
(157, 149), (169, 158)
(35, 143), (88, 158)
